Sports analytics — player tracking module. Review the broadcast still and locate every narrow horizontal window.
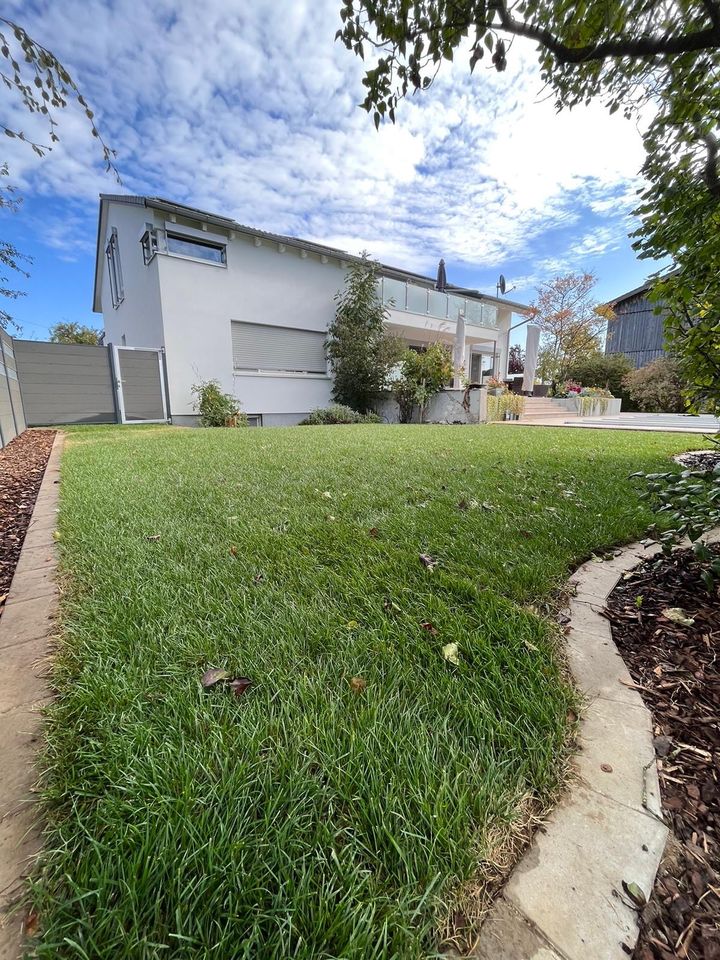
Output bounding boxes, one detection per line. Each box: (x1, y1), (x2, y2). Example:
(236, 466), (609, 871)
(167, 232), (226, 264)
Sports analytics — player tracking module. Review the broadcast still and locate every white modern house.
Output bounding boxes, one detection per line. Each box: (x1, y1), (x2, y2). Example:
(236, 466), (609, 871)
(93, 195), (529, 425)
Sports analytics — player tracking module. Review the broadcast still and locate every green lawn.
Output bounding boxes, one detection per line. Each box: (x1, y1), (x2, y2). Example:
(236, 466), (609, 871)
(34, 424), (705, 959)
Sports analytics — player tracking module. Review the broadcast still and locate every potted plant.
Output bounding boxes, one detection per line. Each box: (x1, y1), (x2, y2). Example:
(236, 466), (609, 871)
(486, 375), (506, 397)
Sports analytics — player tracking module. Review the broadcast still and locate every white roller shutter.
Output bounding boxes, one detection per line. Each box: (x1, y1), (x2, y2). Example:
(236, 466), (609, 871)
(231, 321), (327, 373)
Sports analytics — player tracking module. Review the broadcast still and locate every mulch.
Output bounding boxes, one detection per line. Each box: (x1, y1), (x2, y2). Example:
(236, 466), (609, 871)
(0, 430), (56, 613)
(605, 544), (720, 960)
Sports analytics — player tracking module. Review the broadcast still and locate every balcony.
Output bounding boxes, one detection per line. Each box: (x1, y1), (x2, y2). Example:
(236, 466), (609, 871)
(378, 276), (499, 328)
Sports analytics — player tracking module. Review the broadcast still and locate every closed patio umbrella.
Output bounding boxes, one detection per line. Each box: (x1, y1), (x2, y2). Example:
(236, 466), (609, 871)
(453, 309), (466, 386)
(522, 324), (540, 394)
(435, 258), (447, 292)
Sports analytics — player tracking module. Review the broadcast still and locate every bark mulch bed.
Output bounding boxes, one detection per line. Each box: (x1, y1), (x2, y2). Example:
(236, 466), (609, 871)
(0, 429), (56, 614)
(606, 544), (720, 960)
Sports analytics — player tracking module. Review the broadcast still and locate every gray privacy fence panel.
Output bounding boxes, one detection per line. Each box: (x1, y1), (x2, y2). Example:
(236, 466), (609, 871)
(13, 340), (117, 426)
(0, 329), (26, 448)
(117, 350), (164, 421)
(232, 321), (327, 373)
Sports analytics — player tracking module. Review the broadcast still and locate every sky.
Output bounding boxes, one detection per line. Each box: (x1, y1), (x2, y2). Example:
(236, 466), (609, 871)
(0, 0), (660, 341)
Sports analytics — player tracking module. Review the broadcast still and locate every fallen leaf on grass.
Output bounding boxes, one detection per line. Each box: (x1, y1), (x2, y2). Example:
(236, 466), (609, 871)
(662, 607), (695, 627)
(368, 527), (379, 538)
(420, 620), (438, 635)
(201, 668), (230, 688)
(52, 530), (61, 541)
(146, 534), (161, 542)
(442, 642), (460, 665)
(24, 910), (39, 938)
(419, 553), (437, 571)
(346, 619), (359, 630)
(229, 546), (238, 557)
(350, 676), (367, 694)
(229, 677), (252, 697)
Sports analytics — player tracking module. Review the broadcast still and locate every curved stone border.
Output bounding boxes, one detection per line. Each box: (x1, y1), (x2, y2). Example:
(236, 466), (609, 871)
(475, 540), (672, 959)
(0, 432), (64, 958)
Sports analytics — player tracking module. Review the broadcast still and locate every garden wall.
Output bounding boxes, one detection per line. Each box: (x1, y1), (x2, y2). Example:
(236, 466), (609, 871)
(0, 330), (26, 448)
(376, 387), (487, 424)
(550, 397), (622, 417)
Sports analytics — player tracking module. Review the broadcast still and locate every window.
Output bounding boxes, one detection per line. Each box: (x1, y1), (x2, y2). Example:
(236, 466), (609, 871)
(246, 414), (263, 427)
(166, 232), (226, 264)
(141, 226), (159, 264)
(231, 321), (327, 374)
(105, 227), (124, 308)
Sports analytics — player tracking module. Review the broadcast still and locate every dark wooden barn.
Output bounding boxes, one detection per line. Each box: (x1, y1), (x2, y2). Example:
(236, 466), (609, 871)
(605, 280), (668, 368)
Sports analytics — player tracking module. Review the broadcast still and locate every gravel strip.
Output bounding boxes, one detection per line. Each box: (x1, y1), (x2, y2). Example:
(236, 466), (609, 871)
(606, 546), (720, 960)
(0, 430), (56, 614)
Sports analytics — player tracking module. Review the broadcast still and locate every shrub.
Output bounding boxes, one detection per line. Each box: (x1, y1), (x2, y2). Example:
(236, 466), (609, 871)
(299, 404), (381, 425)
(561, 353), (634, 401)
(632, 447), (720, 589)
(622, 357), (686, 413)
(191, 380), (248, 427)
(391, 343), (455, 423)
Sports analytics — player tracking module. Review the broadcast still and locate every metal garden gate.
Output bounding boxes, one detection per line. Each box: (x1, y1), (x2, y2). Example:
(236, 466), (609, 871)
(112, 346), (168, 424)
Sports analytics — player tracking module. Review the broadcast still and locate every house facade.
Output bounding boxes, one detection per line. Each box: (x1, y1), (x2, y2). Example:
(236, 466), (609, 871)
(94, 195), (528, 425)
(605, 280), (668, 368)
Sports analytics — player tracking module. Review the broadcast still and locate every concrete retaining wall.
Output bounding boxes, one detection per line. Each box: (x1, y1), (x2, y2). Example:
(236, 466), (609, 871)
(375, 386), (487, 424)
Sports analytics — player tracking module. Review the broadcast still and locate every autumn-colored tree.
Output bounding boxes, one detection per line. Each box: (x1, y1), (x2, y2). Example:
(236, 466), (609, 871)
(529, 273), (614, 383)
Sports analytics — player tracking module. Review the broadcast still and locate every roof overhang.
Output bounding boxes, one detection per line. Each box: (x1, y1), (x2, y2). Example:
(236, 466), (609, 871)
(91, 193), (531, 313)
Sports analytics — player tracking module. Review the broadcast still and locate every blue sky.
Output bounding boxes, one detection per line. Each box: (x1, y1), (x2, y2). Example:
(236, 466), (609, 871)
(1, 0), (659, 340)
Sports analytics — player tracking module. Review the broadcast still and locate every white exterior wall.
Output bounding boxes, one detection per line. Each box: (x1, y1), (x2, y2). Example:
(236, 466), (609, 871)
(98, 198), (520, 425)
(156, 233), (343, 422)
(100, 203), (165, 350)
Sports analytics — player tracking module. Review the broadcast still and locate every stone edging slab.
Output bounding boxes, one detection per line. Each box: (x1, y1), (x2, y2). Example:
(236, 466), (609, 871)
(475, 539), (674, 960)
(0, 431), (64, 958)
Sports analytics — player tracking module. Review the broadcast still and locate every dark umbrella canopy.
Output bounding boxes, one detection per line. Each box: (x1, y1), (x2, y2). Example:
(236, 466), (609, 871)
(435, 258), (447, 292)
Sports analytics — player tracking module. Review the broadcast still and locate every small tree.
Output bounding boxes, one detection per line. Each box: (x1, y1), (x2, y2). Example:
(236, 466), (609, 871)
(391, 343), (454, 423)
(326, 254), (403, 413)
(528, 273), (613, 383)
(49, 321), (102, 345)
(622, 357), (686, 413)
(508, 344), (525, 374)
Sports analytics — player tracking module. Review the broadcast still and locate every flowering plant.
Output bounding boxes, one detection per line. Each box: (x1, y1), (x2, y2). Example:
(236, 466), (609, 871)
(486, 376), (506, 390)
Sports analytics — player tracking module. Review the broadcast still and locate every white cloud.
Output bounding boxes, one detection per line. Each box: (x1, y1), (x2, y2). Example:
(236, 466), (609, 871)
(1, 0), (649, 284)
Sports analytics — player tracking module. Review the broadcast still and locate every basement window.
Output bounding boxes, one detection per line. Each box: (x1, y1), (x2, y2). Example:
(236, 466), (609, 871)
(106, 227), (124, 308)
(166, 231), (226, 265)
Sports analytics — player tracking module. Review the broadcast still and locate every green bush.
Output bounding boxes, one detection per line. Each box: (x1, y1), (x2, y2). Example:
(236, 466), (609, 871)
(561, 353), (635, 406)
(299, 404), (382, 425)
(391, 342), (455, 423)
(632, 449), (720, 589)
(622, 357), (686, 413)
(191, 380), (248, 427)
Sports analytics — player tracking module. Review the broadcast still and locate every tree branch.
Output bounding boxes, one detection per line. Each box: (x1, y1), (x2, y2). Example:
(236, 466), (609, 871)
(490, 0), (720, 63)
(702, 131), (720, 197)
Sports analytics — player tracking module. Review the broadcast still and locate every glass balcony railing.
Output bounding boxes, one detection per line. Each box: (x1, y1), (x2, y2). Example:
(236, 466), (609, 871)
(379, 277), (499, 328)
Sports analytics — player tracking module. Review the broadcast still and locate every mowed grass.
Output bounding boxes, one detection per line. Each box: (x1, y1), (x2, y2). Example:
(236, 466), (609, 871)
(33, 424), (705, 959)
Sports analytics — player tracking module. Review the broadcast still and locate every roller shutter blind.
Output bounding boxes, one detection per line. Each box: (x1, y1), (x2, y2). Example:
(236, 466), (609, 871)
(232, 321), (327, 374)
